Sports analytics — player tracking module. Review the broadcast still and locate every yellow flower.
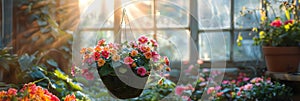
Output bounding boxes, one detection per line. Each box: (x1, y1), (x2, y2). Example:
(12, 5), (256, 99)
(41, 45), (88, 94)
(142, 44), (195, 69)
(259, 31), (265, 39)
(284, 24), (290, 31)
(112, 55), (120, 61)
(97, 58), (106, 67)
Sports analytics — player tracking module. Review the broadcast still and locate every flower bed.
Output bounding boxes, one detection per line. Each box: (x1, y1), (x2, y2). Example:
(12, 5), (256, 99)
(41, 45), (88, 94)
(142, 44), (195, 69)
(0, 83), (77, 101)
(175, 68), (293, 101)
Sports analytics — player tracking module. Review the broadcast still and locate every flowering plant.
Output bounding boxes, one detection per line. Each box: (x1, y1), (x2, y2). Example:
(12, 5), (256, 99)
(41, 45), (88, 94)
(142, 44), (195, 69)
(237, 1), (300, 47)
(0, 83), (78, 101)
(79, 36), (170, 77)
(175, 67), (293, 101)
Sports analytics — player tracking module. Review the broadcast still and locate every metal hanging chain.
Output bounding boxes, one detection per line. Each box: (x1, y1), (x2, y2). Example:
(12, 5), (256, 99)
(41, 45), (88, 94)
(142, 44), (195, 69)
(117, 8), (134, 42)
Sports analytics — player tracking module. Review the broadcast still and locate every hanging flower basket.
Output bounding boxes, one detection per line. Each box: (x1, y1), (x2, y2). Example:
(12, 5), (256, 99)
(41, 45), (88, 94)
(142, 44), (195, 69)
(80, 36), (170, 99)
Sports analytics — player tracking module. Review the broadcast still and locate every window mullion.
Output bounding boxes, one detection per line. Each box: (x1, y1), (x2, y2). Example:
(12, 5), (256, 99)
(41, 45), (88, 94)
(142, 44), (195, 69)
(229, 0), (235, 62)
(190, 0), (199, 61)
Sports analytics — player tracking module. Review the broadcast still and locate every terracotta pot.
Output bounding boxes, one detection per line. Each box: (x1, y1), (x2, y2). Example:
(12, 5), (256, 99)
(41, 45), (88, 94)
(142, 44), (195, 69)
(263, 47), (300, 73)
(97, 64), (148, 99)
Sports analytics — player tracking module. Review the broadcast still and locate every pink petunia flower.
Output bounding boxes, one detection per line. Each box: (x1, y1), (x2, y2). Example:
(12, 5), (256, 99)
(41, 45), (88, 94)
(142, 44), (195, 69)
(222, 80), (229, 84)
(207, 87), (215, 94)
(215, 86), (222, 91)
(124, 57), (134, 65)
(243, 77), (250, 81)
(243, 84), (253, 90)
(82, 69), (94, 80)
(137, 67), (147, 76)
(151, 51), (161, 62)
(270, 20), (283, 27)
(138, 36), (149, 44)
(150, 39), (159, 47)
(175, 86), (186, 96)
(71, 65), (76, 76)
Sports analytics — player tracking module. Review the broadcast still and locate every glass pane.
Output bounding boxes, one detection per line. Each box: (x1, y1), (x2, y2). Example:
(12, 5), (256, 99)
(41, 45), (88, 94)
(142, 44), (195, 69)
(80, 0), (114, 28)
(199, 32), (230, 61)
(198, 0), (230, 29)
(157, 30), (190, 61)
(267, 0), (288, 20)
(234, 0), (261, 28)
(77, 31), (114, 48)
(233, 31), (262, 61)
(122, 0), (154, 28)
(157, 0), (189, 27)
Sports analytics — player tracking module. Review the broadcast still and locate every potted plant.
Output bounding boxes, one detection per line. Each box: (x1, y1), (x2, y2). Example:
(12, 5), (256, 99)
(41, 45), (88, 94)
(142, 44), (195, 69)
(80, 36), (170, 99)
(238, 1), (300, 73)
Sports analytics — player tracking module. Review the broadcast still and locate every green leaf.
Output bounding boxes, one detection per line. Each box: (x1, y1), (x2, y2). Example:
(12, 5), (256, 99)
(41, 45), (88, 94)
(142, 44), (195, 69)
(47, 59), (58, 67)
(29, 70), (46, 79)
(18, 54), (35, 71)
(68, 82), (83, 91)
(98, 63), (114, 76)
(54, 69), (68, 80)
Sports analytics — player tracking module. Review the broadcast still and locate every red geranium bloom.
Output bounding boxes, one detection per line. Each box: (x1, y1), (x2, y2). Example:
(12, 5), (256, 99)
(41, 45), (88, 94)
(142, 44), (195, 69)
(284, 20), (294, 25)
(270, 20), (283, 27)
(101, 50), (110, 59)
(93, 52), (100, 61)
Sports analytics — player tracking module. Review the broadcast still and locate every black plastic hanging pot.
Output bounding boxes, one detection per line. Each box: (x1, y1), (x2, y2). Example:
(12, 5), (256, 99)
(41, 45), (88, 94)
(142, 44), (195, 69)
(97, 63), (149, 99)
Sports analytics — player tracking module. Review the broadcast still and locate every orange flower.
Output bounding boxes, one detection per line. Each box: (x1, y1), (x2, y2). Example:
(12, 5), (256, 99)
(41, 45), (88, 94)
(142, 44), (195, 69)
(110, 49), (117, 55)
(131, 62), (137, 68)
(131, 50), (138, 57)
(166, 67), (171, 71)
(144, 51), (152, 59)
(64, 94), (76, 101)
(87, 47), (93, 52)
(97, 58), (106, 67)
(80, 48), (86, 54)
(94, 46), (102, 52)
(103, 46), (110, 51)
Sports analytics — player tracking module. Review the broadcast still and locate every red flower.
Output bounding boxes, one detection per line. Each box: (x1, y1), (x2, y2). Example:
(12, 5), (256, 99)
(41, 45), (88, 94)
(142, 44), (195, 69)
(98, 39), (106, 46)
(284, 20), (294, 25)
(164, 56), (170, 66)
(138, 36), (149, 44)
(7, 88), (17, 95)
(216, 92), (224, 97)
(137, 67), (147, 76)
(93, 52), (100, 61)
(101, 50), (110, 59)
(270, 20), (283, 27)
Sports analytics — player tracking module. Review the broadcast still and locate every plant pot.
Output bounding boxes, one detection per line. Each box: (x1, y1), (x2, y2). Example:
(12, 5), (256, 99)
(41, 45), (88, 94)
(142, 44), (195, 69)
(263, 47), (300, 73)
(97, 64), (148, 99)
